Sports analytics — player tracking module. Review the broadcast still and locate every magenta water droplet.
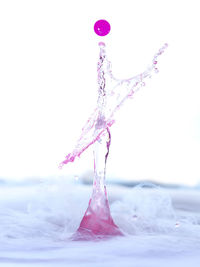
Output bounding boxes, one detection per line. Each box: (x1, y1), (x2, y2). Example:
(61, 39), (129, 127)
(94, 20), (111, 36)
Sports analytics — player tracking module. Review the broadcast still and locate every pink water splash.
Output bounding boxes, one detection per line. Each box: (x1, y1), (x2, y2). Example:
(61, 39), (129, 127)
(59, 42), (168, 169)
(61, 42), (167, 240)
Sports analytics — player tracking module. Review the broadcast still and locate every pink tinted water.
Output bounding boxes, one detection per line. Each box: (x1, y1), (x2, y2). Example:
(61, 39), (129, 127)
(60, 42), (168, 168)
(61, 42), (168, 240)
(72, 128), (123, 240)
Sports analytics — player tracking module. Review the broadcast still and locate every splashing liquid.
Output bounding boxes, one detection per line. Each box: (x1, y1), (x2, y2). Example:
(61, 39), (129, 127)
(61, 42), (168, 240)
(59, 42), (168, 168)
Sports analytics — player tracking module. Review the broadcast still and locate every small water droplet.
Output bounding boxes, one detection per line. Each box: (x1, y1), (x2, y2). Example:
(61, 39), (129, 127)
(74, 175), (79, 181)
(98, 42), (106, 48)
(175, 222), (180, 228)
(132, 215), (138, 220)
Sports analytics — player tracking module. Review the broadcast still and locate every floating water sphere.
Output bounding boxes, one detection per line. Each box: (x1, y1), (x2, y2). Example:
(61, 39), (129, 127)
(94, 19), (111, 36)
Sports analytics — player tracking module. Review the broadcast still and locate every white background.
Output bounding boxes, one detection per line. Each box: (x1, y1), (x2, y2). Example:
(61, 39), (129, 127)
(0, 0), (199, 185)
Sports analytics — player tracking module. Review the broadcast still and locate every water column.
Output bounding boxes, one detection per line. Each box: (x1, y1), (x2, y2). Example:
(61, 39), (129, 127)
(72, 42), (123, 240)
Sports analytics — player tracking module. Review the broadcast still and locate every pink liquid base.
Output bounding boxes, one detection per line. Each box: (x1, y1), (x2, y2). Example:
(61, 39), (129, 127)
(72, 189), (123, 241)
(60, 42), (168, 240)
(71, 127), (123, 240)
